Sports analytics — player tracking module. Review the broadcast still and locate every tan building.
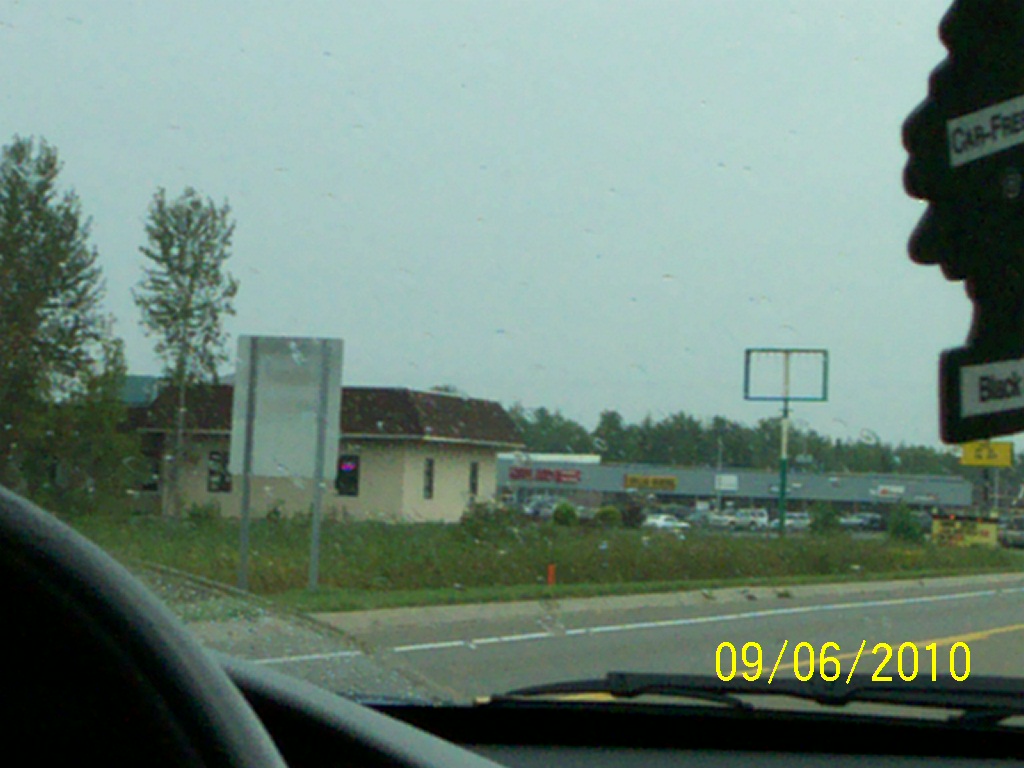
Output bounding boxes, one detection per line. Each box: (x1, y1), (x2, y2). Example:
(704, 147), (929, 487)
(127, 383), (522, 522)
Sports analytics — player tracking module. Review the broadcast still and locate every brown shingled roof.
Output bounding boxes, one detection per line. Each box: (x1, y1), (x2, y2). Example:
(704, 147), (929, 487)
(128, 385), (523, 448)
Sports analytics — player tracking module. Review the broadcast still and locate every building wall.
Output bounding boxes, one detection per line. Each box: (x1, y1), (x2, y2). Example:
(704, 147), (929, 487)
(132, 433), (499, 522)
(496, 457), (975, 510)
(333, 441), (405, 520)
(396, 442), (496, 522)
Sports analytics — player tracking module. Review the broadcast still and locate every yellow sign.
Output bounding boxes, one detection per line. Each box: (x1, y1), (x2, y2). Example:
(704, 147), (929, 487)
(624, 474), (678, 492)
(960, 440), (1013, 467)
(932, 517), (999, 547)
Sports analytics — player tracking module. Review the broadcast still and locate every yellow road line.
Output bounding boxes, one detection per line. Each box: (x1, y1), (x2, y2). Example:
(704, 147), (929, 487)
(773, 622), (1024, 673)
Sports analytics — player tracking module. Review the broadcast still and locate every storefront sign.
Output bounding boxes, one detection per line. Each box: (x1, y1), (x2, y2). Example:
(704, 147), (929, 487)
(508, 466), (582, 484)
(624, 474), (678, 492)
(932, 517), (998, 548)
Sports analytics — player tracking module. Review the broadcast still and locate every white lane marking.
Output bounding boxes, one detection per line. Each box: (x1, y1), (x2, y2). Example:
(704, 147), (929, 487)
(250, 585), (1024, 665)
(253, 649), (364, 664)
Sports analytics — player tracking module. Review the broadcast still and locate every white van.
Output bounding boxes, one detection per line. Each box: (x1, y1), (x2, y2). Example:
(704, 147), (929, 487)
(732, 508), (769, 531)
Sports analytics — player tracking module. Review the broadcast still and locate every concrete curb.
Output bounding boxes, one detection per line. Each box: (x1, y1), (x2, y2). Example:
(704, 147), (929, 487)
(313, 572), (1024, 635)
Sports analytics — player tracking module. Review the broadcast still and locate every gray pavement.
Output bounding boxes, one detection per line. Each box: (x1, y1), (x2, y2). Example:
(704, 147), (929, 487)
(300, 573), (1024, 699)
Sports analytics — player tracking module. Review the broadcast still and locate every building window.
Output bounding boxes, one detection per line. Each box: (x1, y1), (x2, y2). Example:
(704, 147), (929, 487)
(335, 454), (360, 497)
(424, 458), (435, 500)
(469, 461), (480, 497)
(207, 451), (232, 493)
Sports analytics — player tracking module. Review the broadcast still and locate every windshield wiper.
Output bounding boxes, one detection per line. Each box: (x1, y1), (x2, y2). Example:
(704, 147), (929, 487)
(490, 674), (755, 712)
(491, 672), (1024, 725)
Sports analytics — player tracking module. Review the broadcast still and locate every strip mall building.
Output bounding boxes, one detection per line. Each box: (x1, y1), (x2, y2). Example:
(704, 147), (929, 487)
(497, 454), (974, 513)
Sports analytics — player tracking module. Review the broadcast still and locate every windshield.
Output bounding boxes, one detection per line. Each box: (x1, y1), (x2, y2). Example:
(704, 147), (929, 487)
(4, 0), (1024, 710)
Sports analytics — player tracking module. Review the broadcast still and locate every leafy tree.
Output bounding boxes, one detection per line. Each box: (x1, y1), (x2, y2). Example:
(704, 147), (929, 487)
(593, 506), (622, 528)
(133, 187), (238, 515)
(507, 404), (594, 454)
(808, 502), (841, 535)
(592, 410), (634, 461)
(888, 502), (926, 544)
(0, 136), (132, 507)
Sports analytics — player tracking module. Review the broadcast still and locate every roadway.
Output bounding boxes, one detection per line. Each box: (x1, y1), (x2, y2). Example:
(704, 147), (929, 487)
(305, 573), (1024, 700)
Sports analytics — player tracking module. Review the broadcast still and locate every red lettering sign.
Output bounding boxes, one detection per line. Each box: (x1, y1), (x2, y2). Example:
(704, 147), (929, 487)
(508, 466), (582, 484)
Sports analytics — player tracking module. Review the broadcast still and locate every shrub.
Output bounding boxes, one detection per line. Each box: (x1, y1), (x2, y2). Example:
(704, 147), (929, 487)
(809, 502), (841, 535)
(888, 503), (925, 543)
(594, 506), (623, 529)
(621, 502), (645, 529)
(552, 501), (579, 526)
(264, 500), (286, 522)
(459, 500), (524, 541)
(184, 500), (220, 522)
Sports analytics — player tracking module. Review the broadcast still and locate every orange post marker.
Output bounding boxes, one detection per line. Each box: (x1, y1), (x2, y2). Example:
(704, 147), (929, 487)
(546, 563), (556, 586)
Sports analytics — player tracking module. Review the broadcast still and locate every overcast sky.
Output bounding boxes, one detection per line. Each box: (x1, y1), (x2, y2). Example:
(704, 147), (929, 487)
(2, 1), (976, 448)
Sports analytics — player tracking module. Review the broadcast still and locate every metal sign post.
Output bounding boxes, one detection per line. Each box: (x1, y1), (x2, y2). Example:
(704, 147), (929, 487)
(744, 348), (829, 537)
(960, 439), (1014, 513)
(230, 335), (343, 592)
(237, 336), (258, 590)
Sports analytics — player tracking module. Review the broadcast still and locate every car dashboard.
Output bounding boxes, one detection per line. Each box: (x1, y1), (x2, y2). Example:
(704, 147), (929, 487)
(224, 654), (1024, 767)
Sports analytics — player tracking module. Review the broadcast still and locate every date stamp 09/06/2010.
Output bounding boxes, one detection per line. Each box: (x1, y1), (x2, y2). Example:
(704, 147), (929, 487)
(715, 641), (971, 685)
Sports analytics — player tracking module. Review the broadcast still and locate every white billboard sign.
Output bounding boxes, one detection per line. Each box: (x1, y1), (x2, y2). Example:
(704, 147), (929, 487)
(229, 336), (343, 479)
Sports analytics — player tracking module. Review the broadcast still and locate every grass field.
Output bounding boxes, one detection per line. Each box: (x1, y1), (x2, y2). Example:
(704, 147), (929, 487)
(60, 510), (1024, 612)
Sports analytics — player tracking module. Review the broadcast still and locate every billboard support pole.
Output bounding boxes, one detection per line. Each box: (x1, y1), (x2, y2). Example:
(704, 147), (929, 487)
(779, 408), (790, 536)
(778, 353), (792, 537)
(238, 336), (258, 591)
(744, 347), (828, 537)
(308, 339), (332, 590)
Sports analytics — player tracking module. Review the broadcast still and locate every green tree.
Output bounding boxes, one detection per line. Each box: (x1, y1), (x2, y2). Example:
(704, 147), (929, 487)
(808, 502), (841, 535)
(552, 500), (579, 526)
(592, 410), (634, 462)
(0, 136), (132, 507)
(593, 506), (622, 528)
(888, 502), (925, 544)
(133, 187), (238, 515)
(507, 404), (594, 454)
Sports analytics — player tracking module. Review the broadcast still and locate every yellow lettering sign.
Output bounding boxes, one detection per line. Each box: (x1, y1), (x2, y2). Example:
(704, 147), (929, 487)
(623, 475), (678, 492)
(960, 440), (1013, 467)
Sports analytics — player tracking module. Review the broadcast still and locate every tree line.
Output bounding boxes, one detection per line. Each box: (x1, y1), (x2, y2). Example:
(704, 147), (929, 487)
(507, 405), (1022, 496)
(0, 135), (237, 514)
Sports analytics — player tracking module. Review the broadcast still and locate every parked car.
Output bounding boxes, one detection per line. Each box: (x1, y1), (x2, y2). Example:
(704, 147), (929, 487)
(838, 513), (865, 529)
(999, 517), (1024, 548)
(769, 512), (810, 532)
(642, 513), (689, 536)
(858, 513), (885, 531)
(707, 510), (736, 529)
(732, 508), (769, 531)
(523, 495), (565, 520)
(839, 512), (885, 531)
